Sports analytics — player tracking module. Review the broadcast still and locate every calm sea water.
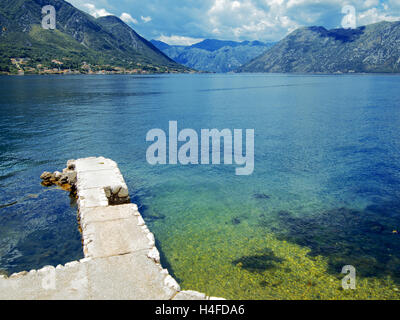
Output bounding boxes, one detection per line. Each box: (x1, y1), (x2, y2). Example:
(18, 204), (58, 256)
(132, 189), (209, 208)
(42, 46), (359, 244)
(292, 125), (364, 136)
(1, 74), (400, 299)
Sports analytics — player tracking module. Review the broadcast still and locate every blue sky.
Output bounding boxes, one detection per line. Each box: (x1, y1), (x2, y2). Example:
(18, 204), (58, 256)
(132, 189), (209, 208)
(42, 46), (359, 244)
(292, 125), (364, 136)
(67, 0), (400, 44)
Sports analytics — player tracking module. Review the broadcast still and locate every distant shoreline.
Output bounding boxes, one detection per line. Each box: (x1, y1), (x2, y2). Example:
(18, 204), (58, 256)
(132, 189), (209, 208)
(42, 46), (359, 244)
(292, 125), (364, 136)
(1, 71), (399, 76)
(0, 70), (197, 76)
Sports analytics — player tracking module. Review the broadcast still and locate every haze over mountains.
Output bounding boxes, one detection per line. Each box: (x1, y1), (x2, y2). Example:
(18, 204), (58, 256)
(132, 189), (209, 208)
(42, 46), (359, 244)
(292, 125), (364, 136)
(0, 0), (188, 74)
(238, 21), (400, 73)
(151, 39), (275, 73)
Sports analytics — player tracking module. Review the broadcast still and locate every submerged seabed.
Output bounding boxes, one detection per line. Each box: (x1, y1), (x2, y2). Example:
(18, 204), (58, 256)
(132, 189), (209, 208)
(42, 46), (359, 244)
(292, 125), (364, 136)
(135, 176), (400, 300)
(1, 74), (400, 299)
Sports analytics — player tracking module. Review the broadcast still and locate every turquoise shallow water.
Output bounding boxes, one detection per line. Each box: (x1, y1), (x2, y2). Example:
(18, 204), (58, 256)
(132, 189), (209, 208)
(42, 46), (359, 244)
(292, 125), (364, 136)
(1, 74), (400, 298)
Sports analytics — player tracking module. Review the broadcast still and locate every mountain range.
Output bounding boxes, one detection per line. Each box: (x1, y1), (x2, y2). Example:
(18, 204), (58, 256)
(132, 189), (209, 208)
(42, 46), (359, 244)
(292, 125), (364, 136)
(238, 21), (400, 73)
(151, 39), (275, 73)
(0, 0), (188, 74)
(1, 0), (399, 75)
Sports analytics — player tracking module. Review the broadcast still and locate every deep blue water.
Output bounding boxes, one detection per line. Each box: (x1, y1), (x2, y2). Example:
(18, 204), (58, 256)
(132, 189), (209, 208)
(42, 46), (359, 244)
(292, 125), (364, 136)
(0, 74), (400, 298)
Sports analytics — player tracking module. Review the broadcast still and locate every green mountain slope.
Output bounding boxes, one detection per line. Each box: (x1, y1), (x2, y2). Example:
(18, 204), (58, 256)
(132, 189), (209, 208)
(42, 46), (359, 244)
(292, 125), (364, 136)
(0, 0), (189, 74)
(238, 21), (400, 73)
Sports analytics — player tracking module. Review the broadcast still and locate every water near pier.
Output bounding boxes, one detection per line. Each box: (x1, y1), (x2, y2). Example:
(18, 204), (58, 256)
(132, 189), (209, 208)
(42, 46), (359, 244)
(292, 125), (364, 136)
(1, 74), (400, 299)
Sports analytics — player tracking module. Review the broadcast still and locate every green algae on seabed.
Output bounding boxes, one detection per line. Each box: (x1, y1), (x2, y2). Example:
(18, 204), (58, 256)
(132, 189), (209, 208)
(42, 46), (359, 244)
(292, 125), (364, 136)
(144, 186), (400, 300)
(261, 207), (400, 283)
(157, 223), (400, 300)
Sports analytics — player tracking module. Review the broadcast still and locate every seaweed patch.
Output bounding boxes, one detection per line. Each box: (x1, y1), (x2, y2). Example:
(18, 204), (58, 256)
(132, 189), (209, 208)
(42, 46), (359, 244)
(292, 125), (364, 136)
(259, 203), (400, 282)
(232, 248), (284, 273)
(253, 193), (271, 200)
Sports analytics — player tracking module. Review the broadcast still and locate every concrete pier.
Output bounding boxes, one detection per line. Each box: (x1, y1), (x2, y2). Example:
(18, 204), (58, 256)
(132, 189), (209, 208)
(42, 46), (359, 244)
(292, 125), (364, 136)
(0, 157), (223, 300)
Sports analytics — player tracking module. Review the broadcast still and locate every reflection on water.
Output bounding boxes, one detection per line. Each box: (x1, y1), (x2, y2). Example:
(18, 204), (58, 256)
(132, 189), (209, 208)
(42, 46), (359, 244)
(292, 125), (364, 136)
(0, 74), (400, 299)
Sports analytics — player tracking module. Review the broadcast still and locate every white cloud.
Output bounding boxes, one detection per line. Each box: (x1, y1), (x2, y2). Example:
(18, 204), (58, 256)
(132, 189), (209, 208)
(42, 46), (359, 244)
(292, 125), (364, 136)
(157, 35), (204, 46)
(204, 0), (400, 40)
(206, 0), (300, 41)
(141, 16), (152, 23)
(389, 0), (400, 7)
(363, 0), (380, 8)
(358, 7), (400, 25)
(81, 3), (112, 18)
(68, 0), (400, 42)
(120, 13), (138, 24)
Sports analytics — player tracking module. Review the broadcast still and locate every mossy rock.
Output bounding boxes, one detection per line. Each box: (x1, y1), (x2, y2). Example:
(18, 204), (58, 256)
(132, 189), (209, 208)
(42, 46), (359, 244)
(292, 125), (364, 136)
(0, 269), (8, 277)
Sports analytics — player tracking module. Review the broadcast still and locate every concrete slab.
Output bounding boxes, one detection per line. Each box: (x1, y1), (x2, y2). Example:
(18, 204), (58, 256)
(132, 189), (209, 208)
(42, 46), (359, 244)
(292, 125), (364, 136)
(74, 157), (118, 173)
(78, 188), (109, 209)
(86, 251), (176, 300)
(82, 216), (152, 259)
(77, 169), (126, 190)
(0, 262), (90, 300)
(80, 204), (139, 227)
(173, 290), (207, 300)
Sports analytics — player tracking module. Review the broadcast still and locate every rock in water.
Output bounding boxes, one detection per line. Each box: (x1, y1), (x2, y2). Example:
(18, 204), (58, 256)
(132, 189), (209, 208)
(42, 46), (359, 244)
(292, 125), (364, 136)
(40, 172), (52, 180)
(40, 164), (77, 194)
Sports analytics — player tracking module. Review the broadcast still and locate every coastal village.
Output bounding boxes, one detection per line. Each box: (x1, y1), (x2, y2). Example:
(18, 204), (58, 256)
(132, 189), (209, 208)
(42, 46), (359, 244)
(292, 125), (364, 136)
(3, 57), (185, 75)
